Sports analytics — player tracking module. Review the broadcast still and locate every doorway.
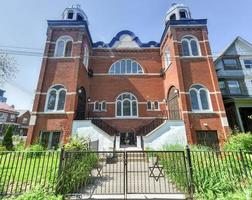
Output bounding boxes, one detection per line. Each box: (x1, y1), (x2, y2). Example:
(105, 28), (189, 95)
(120, 132), (137, 148)
(75, 87), (86, 120)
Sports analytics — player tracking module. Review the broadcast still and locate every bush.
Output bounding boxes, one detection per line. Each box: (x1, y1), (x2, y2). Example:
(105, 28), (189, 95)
(25, 144), (44, 157)
(2, 125), (14, 150)
(0, 145), (6, 152)
(224, 133), (252, 151)
(3, 186), (63, 200)
(64, 136), (89, 152)
(162, 144), (184, 151)
(15, 141), (25, 151)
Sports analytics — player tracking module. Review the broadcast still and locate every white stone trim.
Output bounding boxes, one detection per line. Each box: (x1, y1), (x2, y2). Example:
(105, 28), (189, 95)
(31, 111), (74, 115)
(89, 116), (166, 120)
(182, 111), (226, 114)
(93, 73), (161, 76)
(36, 92), (76, 95)
(45, 56), (81, 59)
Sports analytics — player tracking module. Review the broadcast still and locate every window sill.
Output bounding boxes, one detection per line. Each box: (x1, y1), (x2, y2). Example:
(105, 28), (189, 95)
(180, 56), (205, 59)
(147, 109), (161, 112)
(191, 110), (214, 114)
(43, 111), (66, 114)
(93, 110), (107, 112)
(116, 116), (139, 119)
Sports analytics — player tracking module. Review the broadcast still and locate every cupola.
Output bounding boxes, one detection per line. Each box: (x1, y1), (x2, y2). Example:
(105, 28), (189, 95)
(62, 5), (88, 22)
(165, 3), (191, 23)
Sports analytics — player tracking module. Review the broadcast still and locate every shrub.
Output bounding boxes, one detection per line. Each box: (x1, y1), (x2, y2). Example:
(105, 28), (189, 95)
(64, 136), (89, 152)
(162, 144), (184, 151)
(3, 186), (63, 200)
(224, 133), (252, 151)
(15, 141), (25, 151)
(2, 125), (14, 150)
(25, 144), (44, 157)
(0, 145), (6, 152)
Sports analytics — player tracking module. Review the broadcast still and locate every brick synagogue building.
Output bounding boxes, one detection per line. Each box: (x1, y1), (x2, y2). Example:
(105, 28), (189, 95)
(27, 4), (230, 150)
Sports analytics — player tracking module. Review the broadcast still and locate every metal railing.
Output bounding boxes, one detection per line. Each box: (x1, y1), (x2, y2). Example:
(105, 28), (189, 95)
(0, 148), (252, 198)
(91, 118), (118, 136)
(136, 118), (165, 136)
(0, 151), (60, 196)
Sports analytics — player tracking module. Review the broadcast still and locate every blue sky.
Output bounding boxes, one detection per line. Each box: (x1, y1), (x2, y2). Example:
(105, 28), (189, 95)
(0, 0), (252, 110)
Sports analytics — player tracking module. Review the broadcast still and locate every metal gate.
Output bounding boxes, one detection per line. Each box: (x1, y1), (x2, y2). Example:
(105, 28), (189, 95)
(62, 151), (191, 199)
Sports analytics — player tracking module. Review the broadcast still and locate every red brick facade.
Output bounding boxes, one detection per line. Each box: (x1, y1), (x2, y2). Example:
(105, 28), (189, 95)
(27, 5), (230, 148)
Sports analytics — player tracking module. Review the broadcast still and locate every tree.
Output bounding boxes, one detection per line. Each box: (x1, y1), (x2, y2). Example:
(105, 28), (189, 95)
(2, 125), (14, 150)
(0, 53), (17, 86)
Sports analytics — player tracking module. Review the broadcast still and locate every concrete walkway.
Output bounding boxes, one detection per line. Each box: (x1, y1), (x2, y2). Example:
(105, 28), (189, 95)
(70, 153), (187, 200)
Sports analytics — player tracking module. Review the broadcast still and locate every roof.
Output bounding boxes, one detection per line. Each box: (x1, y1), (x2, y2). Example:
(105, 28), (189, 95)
(93, 30), (160, 48)
(214, 36), (252, 63)
(17, 110), (30, 117)
(0, 102), (19, 114)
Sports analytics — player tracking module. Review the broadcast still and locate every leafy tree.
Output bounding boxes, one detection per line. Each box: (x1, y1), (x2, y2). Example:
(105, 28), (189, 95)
(2, 125), (14, 150)
(0, 53), (17, 86)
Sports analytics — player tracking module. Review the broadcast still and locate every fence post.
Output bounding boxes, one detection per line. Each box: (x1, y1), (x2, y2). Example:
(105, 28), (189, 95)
(56, 147), (65, 194)
(186, 145), (194, 200)
(239, 148), (248, 177)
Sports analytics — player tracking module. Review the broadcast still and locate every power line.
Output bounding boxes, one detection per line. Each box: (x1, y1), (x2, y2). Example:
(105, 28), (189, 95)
(1, 46), (252, 60)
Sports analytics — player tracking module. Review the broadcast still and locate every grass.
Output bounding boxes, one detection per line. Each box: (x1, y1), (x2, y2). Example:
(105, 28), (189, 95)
(0, 151), (60, 195)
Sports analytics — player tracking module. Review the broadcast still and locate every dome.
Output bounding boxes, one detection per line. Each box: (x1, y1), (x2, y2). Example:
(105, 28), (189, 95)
(62, 5), (88, 22)
(165, 3), (191, 23)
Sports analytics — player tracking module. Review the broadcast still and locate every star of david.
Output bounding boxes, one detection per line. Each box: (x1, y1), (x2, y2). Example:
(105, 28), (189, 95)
(149, 161), (164, 182)
(89, 165), (103, 177)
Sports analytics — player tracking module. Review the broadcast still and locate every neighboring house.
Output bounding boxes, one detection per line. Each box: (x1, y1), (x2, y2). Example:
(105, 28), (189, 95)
(0, 102), (19, 136)
(0, 89), (7, 103)
(27, 4), (229, 150)
(17, 110), (31, 137)
(215, 37), (252, 132)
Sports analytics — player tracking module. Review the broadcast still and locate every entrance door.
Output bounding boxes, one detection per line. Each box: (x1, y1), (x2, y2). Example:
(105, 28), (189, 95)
(239, 107), (252, 132)
(75, 87), (86, 120)
(120, 132), (137, 148)
(167, 86), (180, 120)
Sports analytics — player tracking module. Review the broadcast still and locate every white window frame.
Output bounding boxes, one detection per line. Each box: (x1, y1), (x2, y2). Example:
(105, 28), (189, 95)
(147, 101), (160, 111)
(189, 84), (212, 112)
(44, 85), (67, 113)
(40, 131), (61, 149)
(54, 35), (73, 58)
(116, 92), (138, 118)
(93, 101), (107, 112)
(181, 35), (201, 57)
(108, 59), (144, 75)
(227, 80), (241, 95)
(244, 60), (252, 69)
(83, 44), (89, 70)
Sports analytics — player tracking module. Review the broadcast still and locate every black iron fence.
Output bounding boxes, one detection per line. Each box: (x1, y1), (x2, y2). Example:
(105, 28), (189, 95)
(0, 151), (60, 196)
(0, 148), (252, 199)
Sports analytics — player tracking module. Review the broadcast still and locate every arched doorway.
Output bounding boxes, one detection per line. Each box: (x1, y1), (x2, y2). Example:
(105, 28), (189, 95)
(167, 86), (180, 120)
(75, 87), (86, 120)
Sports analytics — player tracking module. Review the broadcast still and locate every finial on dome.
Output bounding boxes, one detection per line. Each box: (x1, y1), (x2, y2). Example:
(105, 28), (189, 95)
(165, 3), (192, 23)
(62, 4), (88, 22)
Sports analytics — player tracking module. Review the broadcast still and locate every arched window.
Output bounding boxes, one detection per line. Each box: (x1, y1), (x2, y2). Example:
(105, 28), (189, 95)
(94, 101), (99, 111)
(181, 36), (200, 57)
(116, 93), (138, 117)
(170, 14), (176, 20)
(45, 85), (66, 112)
(109, 59), (144, 75)
(164, 46), (171, 68)
(189, 84), (212, 112)
(101, 101), (107, 111)
(83, 45), (89, 69)
(179, 9), (188, 19)
(54, 36), (73, 57)
(147, 101), (152, 110)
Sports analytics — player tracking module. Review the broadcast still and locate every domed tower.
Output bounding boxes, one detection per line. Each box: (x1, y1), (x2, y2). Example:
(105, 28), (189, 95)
(27, 5), (92, 146)
(165, 3), (191, 22)
(161, 3), (229, 146)
(62, 4), (88, 22)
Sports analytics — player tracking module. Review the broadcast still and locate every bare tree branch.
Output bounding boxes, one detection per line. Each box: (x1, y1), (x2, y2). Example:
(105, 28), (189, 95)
(0, 53), (18, 86)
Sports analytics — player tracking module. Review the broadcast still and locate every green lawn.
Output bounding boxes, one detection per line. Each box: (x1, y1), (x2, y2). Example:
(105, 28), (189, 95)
(0, 151), (60, 195)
